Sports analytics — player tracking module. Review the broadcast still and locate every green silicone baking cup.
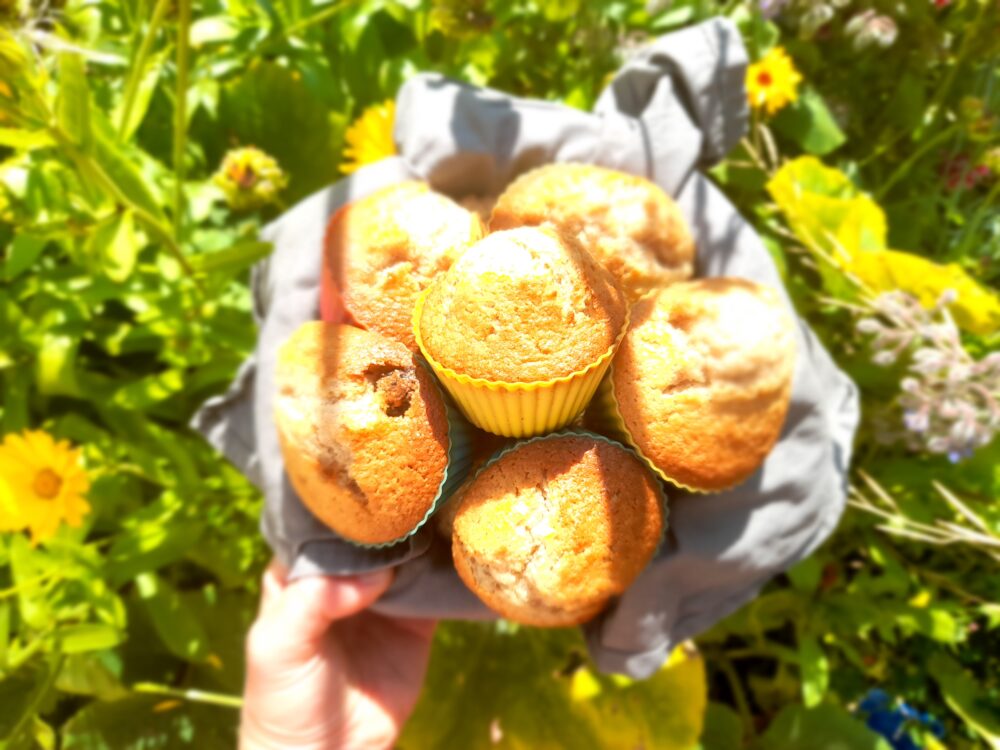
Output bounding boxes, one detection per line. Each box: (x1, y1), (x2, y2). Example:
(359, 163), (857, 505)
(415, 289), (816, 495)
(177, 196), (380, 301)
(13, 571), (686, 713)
(348, 360), (475, 550)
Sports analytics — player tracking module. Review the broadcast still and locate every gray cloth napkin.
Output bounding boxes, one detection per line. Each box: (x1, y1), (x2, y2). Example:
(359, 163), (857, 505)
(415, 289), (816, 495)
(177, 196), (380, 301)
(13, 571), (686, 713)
(192, 17), (860, 679)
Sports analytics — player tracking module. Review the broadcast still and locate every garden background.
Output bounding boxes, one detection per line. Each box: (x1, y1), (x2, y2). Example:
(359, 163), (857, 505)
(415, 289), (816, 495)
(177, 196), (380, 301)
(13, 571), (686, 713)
(0, 0), (998, 747)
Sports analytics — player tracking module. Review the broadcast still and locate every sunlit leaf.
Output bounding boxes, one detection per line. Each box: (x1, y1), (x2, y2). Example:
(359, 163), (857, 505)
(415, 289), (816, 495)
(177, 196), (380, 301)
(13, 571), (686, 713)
(115, 49), (171, 142)
(56, 623), (124, 654)
(400, 623), (706, 749)
(928, 653), (1000, 749)
(3, 233), (46, 281)
(86, 209), (140, 282)
(772, 87), (846, 156)
(61, 695), (234, 749)
(135, 573), (210, 663)
(0, 128), (55, 150)
(767, 157), (1000, 334)
(56, 652), (129, 700)
(798, 635), (829, 708)
(36, 333), (82, 398)
(753, 703), (893, 750)
(56, 53), (93, 152)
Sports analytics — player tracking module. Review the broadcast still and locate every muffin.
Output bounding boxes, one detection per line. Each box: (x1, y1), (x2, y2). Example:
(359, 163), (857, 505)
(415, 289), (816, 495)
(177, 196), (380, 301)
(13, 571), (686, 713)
(490, 163), (696, 301)
(414, 226), (629, 436)
(452, 432), (665, 626)
(326, 181), (485, 350)
(275, 322), (467, 545)
(597, 278), (796, 492)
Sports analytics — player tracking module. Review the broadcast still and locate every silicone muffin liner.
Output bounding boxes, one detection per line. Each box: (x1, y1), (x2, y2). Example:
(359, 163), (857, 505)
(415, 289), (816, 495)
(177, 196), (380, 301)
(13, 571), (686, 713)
(589, 368), (711, 494)
(458, 429), (670, 572)
(413, 289), (631, 438)
(346, 363), (476, 549)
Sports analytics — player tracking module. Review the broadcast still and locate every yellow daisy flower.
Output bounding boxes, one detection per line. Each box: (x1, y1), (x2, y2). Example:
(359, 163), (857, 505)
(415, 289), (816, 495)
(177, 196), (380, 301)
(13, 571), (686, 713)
(341, 99), (396, 175)
(0, 430), (91, 544)
(746, 47), (803, 117)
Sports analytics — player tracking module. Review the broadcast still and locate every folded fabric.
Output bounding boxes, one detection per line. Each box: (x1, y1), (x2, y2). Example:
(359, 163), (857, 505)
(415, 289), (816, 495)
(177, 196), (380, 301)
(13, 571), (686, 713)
(192, 17), (860, 679)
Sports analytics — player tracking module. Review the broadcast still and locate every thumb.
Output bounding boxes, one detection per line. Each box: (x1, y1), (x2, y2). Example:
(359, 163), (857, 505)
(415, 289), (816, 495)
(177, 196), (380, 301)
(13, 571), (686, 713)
(275, 569), (394, 643)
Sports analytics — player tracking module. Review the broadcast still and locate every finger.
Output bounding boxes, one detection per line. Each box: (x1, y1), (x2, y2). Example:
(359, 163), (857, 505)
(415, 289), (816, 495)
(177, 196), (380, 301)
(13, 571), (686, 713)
(275, 569), (394, 644)
(258, 559), (289, 614)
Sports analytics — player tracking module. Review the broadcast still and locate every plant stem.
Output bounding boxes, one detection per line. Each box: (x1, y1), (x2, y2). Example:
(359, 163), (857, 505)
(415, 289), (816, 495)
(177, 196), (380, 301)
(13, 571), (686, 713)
(53, 128), (196, 278)
(118, 0), (171, 141)
(173, 0), (191, 242)
(874, 123), (960, 200)
(715, 654), (756, 739)
(132, 682), (244, 709)
(279, 0), (355, 40)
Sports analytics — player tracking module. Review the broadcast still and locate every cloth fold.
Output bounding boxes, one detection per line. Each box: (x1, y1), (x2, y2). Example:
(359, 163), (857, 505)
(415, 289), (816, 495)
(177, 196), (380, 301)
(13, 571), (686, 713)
(192, 17), (859, 678)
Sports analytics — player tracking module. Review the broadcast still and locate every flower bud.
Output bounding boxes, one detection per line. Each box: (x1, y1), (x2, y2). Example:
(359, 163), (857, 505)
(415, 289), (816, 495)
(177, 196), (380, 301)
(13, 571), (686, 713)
(213, 147), (288, 212)
(847, 11), (898, 50)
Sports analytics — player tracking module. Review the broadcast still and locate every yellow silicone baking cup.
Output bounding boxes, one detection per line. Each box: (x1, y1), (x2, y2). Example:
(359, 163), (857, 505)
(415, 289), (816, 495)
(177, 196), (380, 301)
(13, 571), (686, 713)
(590, 367), (711, 494)
(413, 290), (630, 438)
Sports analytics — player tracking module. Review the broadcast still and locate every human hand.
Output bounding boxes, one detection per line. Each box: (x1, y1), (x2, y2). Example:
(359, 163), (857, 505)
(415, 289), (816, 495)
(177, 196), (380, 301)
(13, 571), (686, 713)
(240, 561), (436, 750)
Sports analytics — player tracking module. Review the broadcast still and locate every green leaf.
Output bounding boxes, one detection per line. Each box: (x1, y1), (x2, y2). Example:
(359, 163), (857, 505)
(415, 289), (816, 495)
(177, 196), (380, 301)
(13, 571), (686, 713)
(190, 240), (272, 276)
(60, 695), (235, 749)
(112, 369), (184, 410)
(570, 644), (707, 750)
(798, 635), (829, 708)
(56, 623), (125, 655)
(87, 210), (139, 282)
(928, 653), (1000, 749)
(753, 703), (893, 750)
(0, 127), (55, 150)
(104, 513), (202, 588)
(698, 702), (744, 750)
(0, 600), (9, 665)
(57, 53), (93, 152)
(135, 573), (210, 663)
(787, 556), (822, 593)
(0, 660), (55, 746)
(400, 624), (706, 750)
(3, 233), (46, 281)
(885, 73), (926, 132)
(894, 606), (962, 644)
(114, 49), (170, 142)
(56, 653), (129, 700)
(399, 624), (600, 750)
(772, 87), (846, 156)
(36, 333), (82, 398)
(9, 534), (53, 630)
(91, 124), (165, 222)
(190, 16), (240, 47)
(767, 157), (1000, 334)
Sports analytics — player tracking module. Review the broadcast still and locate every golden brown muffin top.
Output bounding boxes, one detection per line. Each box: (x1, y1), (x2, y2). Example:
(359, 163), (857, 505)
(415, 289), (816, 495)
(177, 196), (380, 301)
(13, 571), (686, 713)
(612, 278), (796, 491)
(275, 322), (450, 544)
(418, 227), (628, 382)
(490, 163), (695, 301)
(452, 434), (664, 625)
(328, 181), (484, 351)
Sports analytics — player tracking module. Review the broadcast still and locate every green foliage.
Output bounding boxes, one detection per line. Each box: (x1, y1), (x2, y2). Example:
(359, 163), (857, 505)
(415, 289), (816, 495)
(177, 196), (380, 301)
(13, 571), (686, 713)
(1, 0), (998, 747)
(400, 622), (706, 749)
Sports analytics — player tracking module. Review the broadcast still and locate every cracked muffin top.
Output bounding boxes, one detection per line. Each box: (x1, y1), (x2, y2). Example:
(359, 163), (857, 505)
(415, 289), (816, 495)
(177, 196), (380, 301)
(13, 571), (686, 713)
(275, 322), (450, 544)
(610, 278), (797, 491)
(327, 181), (485, 351)
(451, 434), (664, 626)
(417, 226), (628, 382)
(490, 163), (695, 301)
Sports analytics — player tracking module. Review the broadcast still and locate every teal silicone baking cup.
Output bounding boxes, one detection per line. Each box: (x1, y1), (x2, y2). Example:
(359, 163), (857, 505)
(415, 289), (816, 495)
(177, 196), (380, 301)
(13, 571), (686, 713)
(349, 361), (475, 549)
